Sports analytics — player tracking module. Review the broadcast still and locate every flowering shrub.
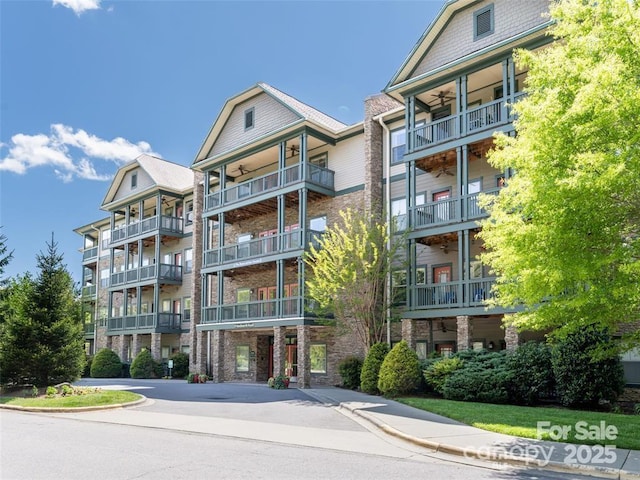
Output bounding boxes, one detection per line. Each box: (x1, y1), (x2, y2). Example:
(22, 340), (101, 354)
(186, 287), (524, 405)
(187, 373), (208, 383)
(268, 375), (289, 389)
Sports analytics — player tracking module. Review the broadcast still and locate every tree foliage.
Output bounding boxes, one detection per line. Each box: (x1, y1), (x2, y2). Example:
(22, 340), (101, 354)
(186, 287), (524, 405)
(0, 236), (85, 387)
(480, 0), (640, 346)
(304, 208), (403, 351)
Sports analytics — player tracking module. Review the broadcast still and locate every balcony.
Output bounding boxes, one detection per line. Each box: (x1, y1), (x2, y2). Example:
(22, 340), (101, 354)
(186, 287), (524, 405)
(107, 312), (183, 333)
(204, 164), (335, 212)
(110, 263), (182, 287)
(408, 188), (501, 231)
(110, 215), (183, 245)
(204, 230), (323, 269)
(411, 277), (496, 310)
(81, 284), (97, 300)
(82, 246), (98, 263)
(202, 297), (318, 325)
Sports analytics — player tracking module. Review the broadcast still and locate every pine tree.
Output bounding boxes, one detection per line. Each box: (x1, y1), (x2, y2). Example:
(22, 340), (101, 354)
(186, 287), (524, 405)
(0, 235), (85, 387)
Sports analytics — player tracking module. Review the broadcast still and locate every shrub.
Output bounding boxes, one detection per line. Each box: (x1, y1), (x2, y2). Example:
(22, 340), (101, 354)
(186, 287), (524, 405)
(442, 364), (511, 404)
(360, 342), (390, 394)
(90, 348), (122, 378)
(130, 349), (159, 379)
(170, 352), (189, 378)
(505, 341), (555, 405)
(46, 386), (56, 397)
(424, 356), (465, 395)
(187, 373), (208, 383)
(338, 356), (363, 390)
(272, 374), (289, 389)
(61, 384), (74, 396)
(377, 341), (422, 396)
(551, 325), (625, 408)
(83, 355), (93, 377)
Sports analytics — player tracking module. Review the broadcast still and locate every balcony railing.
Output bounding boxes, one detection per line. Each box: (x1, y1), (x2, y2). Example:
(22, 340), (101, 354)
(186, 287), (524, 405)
(409, 188), (501, 230)
(204, 163), (335, 212)
(201, 296), (327, 325)
(107, 312), (182, 332)
(110, 215), (183, 244)
(110, 263), (182, 287)
(411, 277), (496, 310)
(203, 230), (323, 268)
(82, 246), (99, 262)
(81, 284), (97, 299)
(409, 98), (507, 153)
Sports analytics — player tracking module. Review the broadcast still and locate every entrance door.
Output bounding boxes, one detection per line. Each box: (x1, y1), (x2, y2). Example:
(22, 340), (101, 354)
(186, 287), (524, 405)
(433, 265), (455, 303)
(268, 336), (298, 379)
(258, 286), (276, 317)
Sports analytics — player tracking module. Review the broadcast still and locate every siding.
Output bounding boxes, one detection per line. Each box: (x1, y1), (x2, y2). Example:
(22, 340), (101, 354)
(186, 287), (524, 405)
(329, 135), (366, 192)
(113, 167), (154, 202)
(210, 92), (301, 157)
(412, 0), (549, 78)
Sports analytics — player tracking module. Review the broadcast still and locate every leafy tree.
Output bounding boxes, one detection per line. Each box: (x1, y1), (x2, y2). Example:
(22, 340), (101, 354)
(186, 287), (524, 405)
(480, 0), (640, 347)
(0, 236), (85, 387)
(305, 208), (404, 351)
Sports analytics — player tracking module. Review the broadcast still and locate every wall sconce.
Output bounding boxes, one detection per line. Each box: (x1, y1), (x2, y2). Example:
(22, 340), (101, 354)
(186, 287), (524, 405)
(488, 341), (495, 350)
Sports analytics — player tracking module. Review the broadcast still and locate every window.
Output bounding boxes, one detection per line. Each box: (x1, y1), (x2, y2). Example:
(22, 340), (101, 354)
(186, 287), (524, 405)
(101, 229), (110, 249)
(310, 153), (328, 168)
(416, 341), (428, 360)
(100, 268), (109, 287)
(474, 4), (494, 41)
(161, 346), (170, 360)
(309, 215), (327, 232)
(244, 107), (255, 131)
(391, 269), (407, 305)
(236, 345), (250, 372)
(184, 248), (193, 273)
(391, 128), (406, 164)
(183, 297), (191, 322)
(416, 266), (426, 284)
(181, 345), (190, 355)
(392, 193), (426, 231)
(131, 172), (137, 189)
(185, 201), (194, 225)
(310, 344), (327, 373)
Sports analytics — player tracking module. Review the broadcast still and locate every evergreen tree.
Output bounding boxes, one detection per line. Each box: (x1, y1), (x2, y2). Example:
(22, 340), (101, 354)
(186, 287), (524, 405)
(0, 235), (85, 387)
(0, 228), (15, 325)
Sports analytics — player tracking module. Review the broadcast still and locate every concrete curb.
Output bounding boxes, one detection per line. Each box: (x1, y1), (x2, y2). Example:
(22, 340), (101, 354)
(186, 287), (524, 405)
(338, 402), (638, 480)
(0, 395), (147, 413)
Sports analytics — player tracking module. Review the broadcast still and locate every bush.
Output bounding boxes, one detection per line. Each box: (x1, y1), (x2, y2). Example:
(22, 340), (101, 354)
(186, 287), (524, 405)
(170, 352), (189, 378)
(46, 386), (56, 397)
(551, 325), (625, 408)
(83, 355), (93, 377)
(130, 349), (159, 379)
(338, 356), (363, 390)
(271, 375), (289, 389)
(90, 348), (122, 378)
(377, 341), (422, 396)
(360, 342), (390, 394)
(505, 341), (555, 405)
(442, 365), (511, 404)
(424, 356), (465, 395)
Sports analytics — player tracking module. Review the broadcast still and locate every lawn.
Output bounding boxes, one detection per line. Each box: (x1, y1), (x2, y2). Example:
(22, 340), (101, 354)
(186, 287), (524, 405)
(0, 389), (141, 408)
(397, 397), (640, 451)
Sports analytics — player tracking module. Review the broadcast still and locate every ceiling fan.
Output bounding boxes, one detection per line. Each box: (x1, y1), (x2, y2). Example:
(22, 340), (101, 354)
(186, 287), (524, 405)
(440, 243), (458, 254)
(235, 165), (249, 175)
(435, 156), (454, 177)
(288, 144), (300, 157)
(429, 90), (455, 107)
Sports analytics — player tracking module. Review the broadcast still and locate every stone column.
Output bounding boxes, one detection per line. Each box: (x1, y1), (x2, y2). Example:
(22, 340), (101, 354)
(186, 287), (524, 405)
(273, 326), (286, 377)
(211, 330), (225, 382)
(106, 335), (113, 351)
(118, 334), (128, 362)
(131, 334), (142, 359)
(296, 325), (311, 388)
(504, 323), (519, 351)
(151, 332), (162, 361)
(401, 318), (416, 351)
(190, 171), (204, 372)
(195, 330), (208, 374)
(456, 315), (473, 351)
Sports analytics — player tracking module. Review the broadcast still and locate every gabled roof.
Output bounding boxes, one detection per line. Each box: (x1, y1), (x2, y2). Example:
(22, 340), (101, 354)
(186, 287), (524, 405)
(193, 82), (351, 166)
(101, 154), (193, 209)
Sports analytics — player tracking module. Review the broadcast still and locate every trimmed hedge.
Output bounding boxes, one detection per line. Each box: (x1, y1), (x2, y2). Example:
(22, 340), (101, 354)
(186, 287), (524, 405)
(339, 356), (363, 390)
(506, 341), (554, 405)
(360, 342), (390, 394)
(170, 352), (189, 378)
(424, 356), (464, 395)
(378, 341), (422, 396)
(90, 348), (122, 378)
(130, 349), (159, 379)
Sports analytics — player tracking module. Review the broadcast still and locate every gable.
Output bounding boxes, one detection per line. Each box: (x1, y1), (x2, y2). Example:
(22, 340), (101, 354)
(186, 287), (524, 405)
(113, 166), (154, 203)
(411, 0), (549, 79)
(208, 92), (301, 157)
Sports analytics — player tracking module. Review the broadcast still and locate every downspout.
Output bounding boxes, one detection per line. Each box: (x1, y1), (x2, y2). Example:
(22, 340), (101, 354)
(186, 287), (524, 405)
(90, 224), (101, 355)
(377, 115), (392, 347)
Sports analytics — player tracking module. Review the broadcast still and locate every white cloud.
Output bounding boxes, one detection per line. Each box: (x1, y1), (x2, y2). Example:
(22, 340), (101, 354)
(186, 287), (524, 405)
(0, 124), (159, 182)
(52, 0), (101, 15)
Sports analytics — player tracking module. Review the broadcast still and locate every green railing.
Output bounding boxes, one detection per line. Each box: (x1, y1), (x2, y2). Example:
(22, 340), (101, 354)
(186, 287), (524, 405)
(411, 277), (497, 310)
(107, 313), (182, 332)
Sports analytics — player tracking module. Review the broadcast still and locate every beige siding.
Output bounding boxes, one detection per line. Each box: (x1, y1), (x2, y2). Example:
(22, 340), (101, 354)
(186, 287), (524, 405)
(412, 0), (549, 78)
(329, 135), (366, 192)
(113, 167), (154, 202)
(210, 92), (301, 157)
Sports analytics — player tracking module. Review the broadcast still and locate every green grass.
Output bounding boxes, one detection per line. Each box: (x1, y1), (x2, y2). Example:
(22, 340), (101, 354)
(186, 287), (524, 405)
(0, 390), (141, 408)
(397, 397), (640, 451)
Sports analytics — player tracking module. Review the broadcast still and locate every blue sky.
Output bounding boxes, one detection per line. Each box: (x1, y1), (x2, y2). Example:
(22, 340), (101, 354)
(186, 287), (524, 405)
(0, 0), (442, 283)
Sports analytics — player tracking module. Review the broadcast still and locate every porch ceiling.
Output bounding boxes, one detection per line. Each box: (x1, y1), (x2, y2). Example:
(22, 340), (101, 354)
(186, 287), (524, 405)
(415, 137), (496, 173)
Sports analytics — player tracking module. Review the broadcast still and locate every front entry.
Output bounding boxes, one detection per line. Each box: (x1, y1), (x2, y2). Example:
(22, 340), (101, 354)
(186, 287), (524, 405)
(268, 336), (298, 380)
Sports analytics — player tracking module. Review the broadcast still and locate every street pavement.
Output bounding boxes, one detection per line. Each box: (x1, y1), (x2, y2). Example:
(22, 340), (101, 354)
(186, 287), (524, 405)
(2, 379), (639, 479)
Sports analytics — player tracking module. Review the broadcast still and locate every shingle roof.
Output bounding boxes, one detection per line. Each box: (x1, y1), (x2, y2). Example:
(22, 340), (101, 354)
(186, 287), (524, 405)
(258, 82), (348, 132)
(136, 154), (193, 191)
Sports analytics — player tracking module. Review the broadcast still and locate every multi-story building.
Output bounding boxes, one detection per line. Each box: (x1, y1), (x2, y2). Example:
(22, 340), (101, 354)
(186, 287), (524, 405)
(380, 0), (553, 355)
(77, 0), (639, 384)
(78, 154), (196, 365)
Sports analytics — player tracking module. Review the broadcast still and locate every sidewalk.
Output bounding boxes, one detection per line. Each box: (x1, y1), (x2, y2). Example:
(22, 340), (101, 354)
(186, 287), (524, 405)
(301, 387), (640, 480)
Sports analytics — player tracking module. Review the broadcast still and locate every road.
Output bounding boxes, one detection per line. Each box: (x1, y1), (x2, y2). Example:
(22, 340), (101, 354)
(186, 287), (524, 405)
(0, 380), (601, 480)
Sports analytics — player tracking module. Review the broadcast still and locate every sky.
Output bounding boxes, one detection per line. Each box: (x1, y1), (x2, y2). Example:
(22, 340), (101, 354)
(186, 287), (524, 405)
(0, 0), (443, 284)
